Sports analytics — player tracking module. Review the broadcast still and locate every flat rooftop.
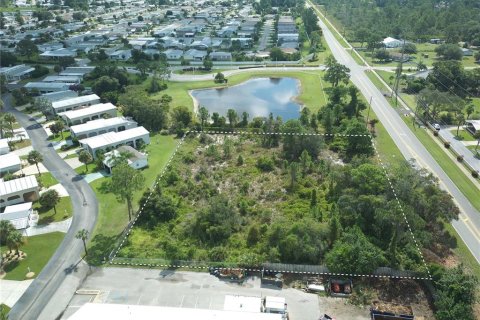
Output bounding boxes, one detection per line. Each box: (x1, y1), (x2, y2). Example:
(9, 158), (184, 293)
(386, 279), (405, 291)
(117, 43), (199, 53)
(60, 103), (116, 120)
(80, 126), (149, 149)
(52, 94), (101, 110)
(0, 175), (38, 197)
(70, 117), (133, 135)
(68, 303), (282, 320)
(0, 153), (21, 169)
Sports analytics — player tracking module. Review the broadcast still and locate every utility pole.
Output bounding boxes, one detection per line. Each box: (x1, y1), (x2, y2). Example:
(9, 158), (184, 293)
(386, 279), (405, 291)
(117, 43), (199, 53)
(366, 96), (373, 125)
(392, 39), (406, 108)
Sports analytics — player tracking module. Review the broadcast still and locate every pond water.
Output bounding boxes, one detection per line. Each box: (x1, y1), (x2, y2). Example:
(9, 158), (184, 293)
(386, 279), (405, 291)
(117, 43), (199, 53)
(191, 77), (302, 121)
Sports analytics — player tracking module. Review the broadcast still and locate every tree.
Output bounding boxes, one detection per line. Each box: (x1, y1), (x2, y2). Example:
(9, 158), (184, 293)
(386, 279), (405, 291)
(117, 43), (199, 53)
(203, 57), (213, 71)
(34, 97), (53, 117)
(49, 120), (64, 138)
(325, 226), (387, 274)
(110, 162), (145, 221)
(0, 51), (16, 67)
(324, 60), (350, 87)
(3, 113), (15, 137)
(474, 132), (480, 153)
(465, 104), (475, 120)
(434, 266), (477, 320)
(171, 106), (192, 134)
(93, 76), (120, 96)
(354, 28), (369, 48)
(0, 220), (15, 245)
(435, 44), (463, 61)
(78, 150), (93, 173)
(226, 109), (238, 128)
(269, 47), (285, 61)
(6, 230), (23, 254)
(198, 106), (210, 129)
(27, 150), (43, 175)
(455, 112), (465, 137)
(137, 184), (177, 228)
(76, 229), (89, 256)
(16, 39), (39, 58)
(214, 72), (225, 83)
(39, 189), (60, 214)
(374, 50), (391, 62)
(403, 43), (417, 54)
(344, 119), (374, 158)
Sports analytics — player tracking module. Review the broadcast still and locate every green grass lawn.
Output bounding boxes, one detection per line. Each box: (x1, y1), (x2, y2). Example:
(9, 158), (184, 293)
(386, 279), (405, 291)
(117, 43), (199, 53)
(450, 129), (476, 141)
(132, 70), (330, 114)
(75, 163), (99, 175)
(34, 196), (73, 224)
(443, 223), (480, 279)
(365, 71), (392, 95)
(47, 131), (71, 142)
(11, 139), (31, 150)
(36, 172), (58, 188)
(1, 232), (65, 280)
(0, 304), (11, 317)
(467, 145), (479, 157)
(87, 134), (178, 265)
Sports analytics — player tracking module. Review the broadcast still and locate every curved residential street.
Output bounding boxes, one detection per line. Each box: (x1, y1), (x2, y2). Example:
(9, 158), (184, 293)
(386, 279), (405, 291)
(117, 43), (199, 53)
(2, 94), (99, 320)
(306, 2), (480, 263)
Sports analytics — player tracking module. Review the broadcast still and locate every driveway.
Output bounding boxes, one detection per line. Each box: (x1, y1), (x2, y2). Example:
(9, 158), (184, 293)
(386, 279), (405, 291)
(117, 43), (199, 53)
(2, 94), (99, 320)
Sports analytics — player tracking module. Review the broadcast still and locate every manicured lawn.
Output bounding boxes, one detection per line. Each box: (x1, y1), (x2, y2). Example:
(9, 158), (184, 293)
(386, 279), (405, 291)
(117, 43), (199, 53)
(132, 70), (330, 114)
(47, 131), (71, 142)
(87, 134), (178, 264)
(11, 139), (31, 150)
(75, 163), (99, 175)
(365, 71), (391, 95)
(36, 172), (58, 188)
(348, 49), (367, 66)
(34, 196), (73, 224)
(1, 232), (65, 280)
(450, 129), (476, 141)
(467, 145), (479, 157)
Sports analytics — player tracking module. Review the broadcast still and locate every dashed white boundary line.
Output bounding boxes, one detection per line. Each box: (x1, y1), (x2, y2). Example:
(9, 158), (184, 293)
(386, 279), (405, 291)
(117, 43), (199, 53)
(108, 130), (433, 281)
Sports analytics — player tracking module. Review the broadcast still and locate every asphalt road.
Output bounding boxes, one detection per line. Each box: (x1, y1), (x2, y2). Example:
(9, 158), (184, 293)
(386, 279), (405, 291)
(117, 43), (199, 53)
(308, 3), (480, 263)
(2, 94), (99, 320)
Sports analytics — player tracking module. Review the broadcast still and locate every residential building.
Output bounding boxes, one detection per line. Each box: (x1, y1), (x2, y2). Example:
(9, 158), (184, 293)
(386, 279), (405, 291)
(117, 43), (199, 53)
(0, 64), (35, 81)
(210, 51), (232, 61)
(0, 202), (35, 230)
(40, 48), (77, 59)
(465, 120), (480, 135)
(0, 153), (21, 175)
(60, 103), (117, 126)
(51, 94), (101, 114)
(277, 16), (296, 34)
(59, 67), (95, 78)
(108, 49), (133, 61)
(103, 145), (148, 173)
(0, 175), (39, 209)
(37, 90), (78, 103)
(24, 82), (71, 94)
(70, 117), (137, 139)
(79, 126), (150, 158)
(164, 49), (184, 60)
(277, 33), (299, 44)
(461, 48), (473, 56)
(0, 139), (10, 155)
(383, 37), (402, 48)
(183, 49), (208, 61)
(43, 75), (82, 84)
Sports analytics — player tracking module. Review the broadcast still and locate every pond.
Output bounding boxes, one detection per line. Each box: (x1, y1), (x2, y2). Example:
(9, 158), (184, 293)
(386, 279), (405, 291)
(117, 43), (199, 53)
(191, 77), (302, 121)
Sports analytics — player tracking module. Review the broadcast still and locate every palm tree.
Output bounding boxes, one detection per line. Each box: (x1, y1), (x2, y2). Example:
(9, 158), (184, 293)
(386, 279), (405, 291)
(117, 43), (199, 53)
(78, 150), (93, 173)
(3, 113), (16, 137)
(226, 109), (238, 128)
(27, 150), (43, 175)
(76, 229), (89, 256)
(6, 230), (23, 255)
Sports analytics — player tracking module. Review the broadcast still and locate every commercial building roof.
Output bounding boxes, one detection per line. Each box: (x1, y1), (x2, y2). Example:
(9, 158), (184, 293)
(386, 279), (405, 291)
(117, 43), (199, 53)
(60, 103), (116, 120)
(70, 117), (133, 135)
(0, 153), (21, 170)
(52, 94), (101, 111)
(224, 295), (262, 313)
(0, 175), (38, 197)
(79, 126), (149, 149)
(68, 303), (283, 320)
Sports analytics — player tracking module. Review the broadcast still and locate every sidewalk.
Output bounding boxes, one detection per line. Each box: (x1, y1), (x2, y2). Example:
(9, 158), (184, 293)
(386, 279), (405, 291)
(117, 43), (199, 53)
(24, 217), (72, 237)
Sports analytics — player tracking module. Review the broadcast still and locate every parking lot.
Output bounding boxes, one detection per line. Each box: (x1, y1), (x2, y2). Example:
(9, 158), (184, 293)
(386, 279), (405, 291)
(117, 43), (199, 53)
(61, 267), (370, 320)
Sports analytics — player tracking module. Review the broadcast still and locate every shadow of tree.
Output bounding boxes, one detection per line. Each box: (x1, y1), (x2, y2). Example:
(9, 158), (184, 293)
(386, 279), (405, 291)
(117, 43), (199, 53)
(86, 234), (119, 266)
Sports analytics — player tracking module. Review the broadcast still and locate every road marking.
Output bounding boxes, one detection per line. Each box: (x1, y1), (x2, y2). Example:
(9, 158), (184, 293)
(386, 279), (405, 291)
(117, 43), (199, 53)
(179, 295), (185, 308)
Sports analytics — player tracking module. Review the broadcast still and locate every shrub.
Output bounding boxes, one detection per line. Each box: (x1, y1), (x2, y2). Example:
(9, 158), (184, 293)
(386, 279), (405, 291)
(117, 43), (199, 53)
(472, 171), (479, 178)
(256, 156), (275, 172)
(444, 141), (450, 148)
(456, 155), (464, 162)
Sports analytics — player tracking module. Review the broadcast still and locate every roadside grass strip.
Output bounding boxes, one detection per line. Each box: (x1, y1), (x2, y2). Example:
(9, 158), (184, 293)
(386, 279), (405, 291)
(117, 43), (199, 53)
(108, 130), (433, 281)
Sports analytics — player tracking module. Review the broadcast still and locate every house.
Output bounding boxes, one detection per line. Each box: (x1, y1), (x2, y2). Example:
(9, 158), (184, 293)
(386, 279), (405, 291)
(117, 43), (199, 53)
(277, 16), (296, 34)
(37, 90), (78, 103)
(37, 42), (64, 53)
(0, 202), (35, 230)
(43, 75), (82, 84)
(183, 49), (208, 61)
(210, 51), (232, 61)
(0, 139), (10, 155)
(60, 67), (95, 78)
(103, 145), (148, 173)
(231, 38), (253, 49)
(0, 64), (35, 81)
(465, 120), (480, 135)
(108, 49), (133, 61)
(51, 94), (101, 114)
(70, 117), (138, 139)
(79, 126), (150, 158)
(0, 175), (39, 209)
(277, 33), (299, 44)
(383, 37), (402, 48)
(59, 103), (118, 126)
(129, 40), (148, 50)
(0, 153), (22, 175)
(164, 49), (184, 60)
(461, 48), (473, 56)
(24, 82), (71, 94)
(40, 48), (77, 60)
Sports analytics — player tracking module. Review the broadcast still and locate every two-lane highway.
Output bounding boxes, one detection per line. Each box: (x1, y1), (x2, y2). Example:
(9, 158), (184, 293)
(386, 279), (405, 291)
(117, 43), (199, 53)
(309, 3), (480, 263)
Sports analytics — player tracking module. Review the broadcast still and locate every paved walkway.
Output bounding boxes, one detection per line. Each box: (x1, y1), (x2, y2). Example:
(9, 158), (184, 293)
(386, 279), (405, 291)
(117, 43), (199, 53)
(65, 157), (83, 169)
(15, 163), (48, 175)
(12, 145), (33, 157)
(83, 171), (109, 183)
(0, 280), (34, 308)
(40, 183), (69, 197)
(24, 217), (72, 237)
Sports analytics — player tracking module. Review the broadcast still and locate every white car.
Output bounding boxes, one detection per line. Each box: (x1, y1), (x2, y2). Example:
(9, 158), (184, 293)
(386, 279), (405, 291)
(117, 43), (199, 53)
(433, 123), (441, 130)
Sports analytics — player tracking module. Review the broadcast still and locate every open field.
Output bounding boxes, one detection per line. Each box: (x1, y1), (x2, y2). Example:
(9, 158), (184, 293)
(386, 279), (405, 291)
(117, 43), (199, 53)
(1, 232), (65, 280)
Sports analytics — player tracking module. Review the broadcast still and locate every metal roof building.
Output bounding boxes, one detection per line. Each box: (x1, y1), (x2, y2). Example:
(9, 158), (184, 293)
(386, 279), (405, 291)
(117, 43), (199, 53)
(59, 103), (117, 125)
(0, 175), (39, 209)
(51, 94), (101, 114)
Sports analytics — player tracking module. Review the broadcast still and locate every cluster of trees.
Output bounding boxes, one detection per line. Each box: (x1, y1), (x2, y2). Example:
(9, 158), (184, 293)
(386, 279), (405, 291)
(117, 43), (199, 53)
(0, 220), (24, 257)
(321, 0), (480, 45)
(85, 65), (132, 103)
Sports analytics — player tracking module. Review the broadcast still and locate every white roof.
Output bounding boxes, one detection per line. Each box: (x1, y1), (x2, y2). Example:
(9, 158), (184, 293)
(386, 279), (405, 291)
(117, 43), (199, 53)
(24, 82), (70, 90)
(43, 75), (82, 83)
(70, 117), (132, 135)
(4, 202), (33, 214)
(60, 103), (116, 120)
(52, 94), (101, 110)
(0, 153), (21, 169)
(80, 127), (149, 149)
(40, 90), (78, 102)
(383, 37), (400, 43)
(265, 297), (286, 311)
(0, 138), (9, 150)
(0, 175), (38, 197)
(224, 295), (262, 313)
(68, 303), (282, 320)
(466, 120), (480, 130)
